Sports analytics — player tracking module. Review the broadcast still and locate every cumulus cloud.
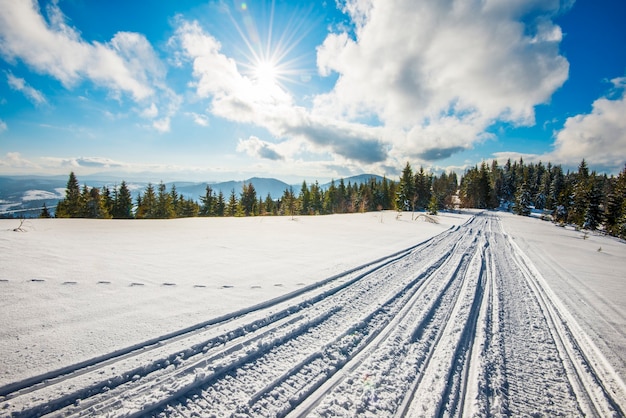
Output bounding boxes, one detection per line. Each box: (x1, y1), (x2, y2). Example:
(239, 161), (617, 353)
(237, 136), (285, 161)
(0, 152), (39, 169)
(141, 103), (159, 119)
(189, 112), (210, 127)
(0, 0), (164, 101)
(315, 0), (570, 161)
(173, 19), (387, 164)
(152, 118), (171, 133)
(6, 72), (47, 105)
(548, 80), (626, 171)
(171, 1), (570, 169)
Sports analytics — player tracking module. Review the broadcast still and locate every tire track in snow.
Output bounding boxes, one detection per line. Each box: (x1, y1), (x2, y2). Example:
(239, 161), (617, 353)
(286, 220), (484, 417)
(150, 224), (473, 417)
(502, 220), (626, 417)
(2, 214), (622, 417)
(0, 221), (461, 417)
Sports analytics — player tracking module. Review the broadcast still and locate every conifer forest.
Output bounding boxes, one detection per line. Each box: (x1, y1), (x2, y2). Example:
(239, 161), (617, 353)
(51, 159), (626, 239)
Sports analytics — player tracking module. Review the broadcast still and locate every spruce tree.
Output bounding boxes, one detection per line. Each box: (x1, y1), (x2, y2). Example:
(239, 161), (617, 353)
(226, 189), (238, 216)
(427, 194), (439, 215)
(281, 187), (297, 218)
(200, 185), (215, 216)
(40, 203), (52, 218)
(216, 191), (226, 216)
(571, 160), (591, 226)
(324, 180), (337, 214)
(56, 171), (82, 217)
(515, 182), (532, 216)
(299, 181), (311, 215)
(397, 162), (415, 211)
(113, 181), (134, 219)
(583, 175), (602, 230)
(240, 183), (257, 216)
(156, 182), (175, 219)
(264, 193), (275, 215)
(137, 183), (157, 219)
(310, 181), (323, 214)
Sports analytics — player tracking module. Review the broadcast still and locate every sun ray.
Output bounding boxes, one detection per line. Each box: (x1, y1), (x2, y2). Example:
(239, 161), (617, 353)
(225, 1), (319, 94)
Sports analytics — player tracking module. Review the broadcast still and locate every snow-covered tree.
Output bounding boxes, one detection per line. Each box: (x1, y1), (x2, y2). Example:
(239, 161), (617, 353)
(515, 182), (532, 216)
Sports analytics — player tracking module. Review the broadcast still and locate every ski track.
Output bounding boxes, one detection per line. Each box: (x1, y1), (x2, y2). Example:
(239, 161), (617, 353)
(1, 213), (624, 417)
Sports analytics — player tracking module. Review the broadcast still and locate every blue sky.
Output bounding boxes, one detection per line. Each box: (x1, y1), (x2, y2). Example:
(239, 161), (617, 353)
(0, 0), (625, 183)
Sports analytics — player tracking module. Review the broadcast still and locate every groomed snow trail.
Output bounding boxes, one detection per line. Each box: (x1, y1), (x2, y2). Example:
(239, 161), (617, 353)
(1, 213), (624, 417)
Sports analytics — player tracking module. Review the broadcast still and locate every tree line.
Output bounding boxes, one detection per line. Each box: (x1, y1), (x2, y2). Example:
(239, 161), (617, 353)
(49, 158), (626, 239)
(459, 158), (626, 238)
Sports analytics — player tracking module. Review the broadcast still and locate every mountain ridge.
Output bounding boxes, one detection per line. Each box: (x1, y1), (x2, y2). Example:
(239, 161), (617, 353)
(0, 174), (392, 217)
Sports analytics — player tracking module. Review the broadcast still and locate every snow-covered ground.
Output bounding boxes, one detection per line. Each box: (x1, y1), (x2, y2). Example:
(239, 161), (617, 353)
(0, 212), (465, 386)
(498, 211), (626, 383)
(0, 211), (624, 417)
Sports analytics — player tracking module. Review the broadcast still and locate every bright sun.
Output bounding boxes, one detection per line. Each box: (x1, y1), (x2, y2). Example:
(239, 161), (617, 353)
(254, 60), (278, 87)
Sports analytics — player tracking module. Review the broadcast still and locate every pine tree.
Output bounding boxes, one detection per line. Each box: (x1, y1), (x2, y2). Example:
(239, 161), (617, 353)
(155, 182), (175, 219)
(200, 185), (215, 217)
(397, 162), (415, 211)
(216, 191), (226, 216)
(299, 181), (311, 215)
(478, 161), (495, 209)
(101, 186), (113, 216)
(515, 182), (532, 216)
(259, 193), (270, 215)
(571, 159), (591, 227)
(169, 184), (180, 218)
(414, 167), (432, 210)
(56, 171), (82, 217)
(427, 194), (439, 215)
(583, 175), (602, 230)
(39, 203), (52, 218)
(502, 159), (515, 203)
(79, 186), (111, 219)
(136, 183), (157, 219)
(281, 187), (298, 219)
(240, 183), (257, 216)
(310, 181), (323, 214)
(324, 180), (337, 214)
(226, 189), (238, 216)
(113, 181), (134, 219)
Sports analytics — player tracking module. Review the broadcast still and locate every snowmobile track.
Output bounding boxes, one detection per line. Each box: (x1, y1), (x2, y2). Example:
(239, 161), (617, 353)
(2, 213), (624, 417)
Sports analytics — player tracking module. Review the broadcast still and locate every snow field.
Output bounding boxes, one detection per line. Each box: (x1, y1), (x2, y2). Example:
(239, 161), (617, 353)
(0, 211), (624, 417)
(0, 212), (463, 387)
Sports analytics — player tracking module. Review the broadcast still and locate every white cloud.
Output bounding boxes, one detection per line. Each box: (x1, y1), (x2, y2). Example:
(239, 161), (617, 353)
(237, 136), (285, 161)
(41, 156), (127, 170)
(0, 152), (39, 170)
(188, 112), (209, 127)
(0, 0), (163, 102)
(315, 0), (570, 161)
(173, 19), (387, 164)
(168, 1), (571, 171)
(548, 84), (626, 171)
(6, 72), (47, 105)
(141, 103), (159, 119)
(152, 118), (171, 133)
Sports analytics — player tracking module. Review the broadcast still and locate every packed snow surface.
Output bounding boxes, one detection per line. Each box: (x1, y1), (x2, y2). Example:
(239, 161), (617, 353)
(0, 211), (624, 417)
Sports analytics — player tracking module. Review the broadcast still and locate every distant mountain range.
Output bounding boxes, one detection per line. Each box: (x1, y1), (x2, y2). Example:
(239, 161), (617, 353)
(0, 174), (386, 217)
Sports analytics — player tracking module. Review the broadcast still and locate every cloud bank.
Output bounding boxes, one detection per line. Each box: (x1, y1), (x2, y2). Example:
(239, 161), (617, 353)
(549, 78), (626, 171)
(0, 0), (176, 132)
(315, 0), (570, 162)
(173, 19), (387, 165)
(170, 0), (571, 171)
